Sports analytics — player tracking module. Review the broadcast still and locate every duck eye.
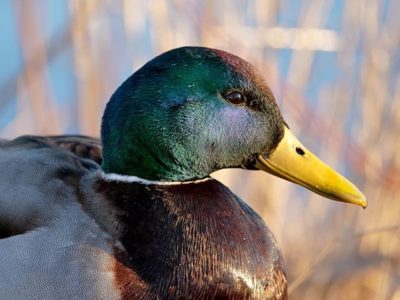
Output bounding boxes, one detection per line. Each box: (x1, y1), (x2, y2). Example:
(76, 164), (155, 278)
(225, 91), (245, 105)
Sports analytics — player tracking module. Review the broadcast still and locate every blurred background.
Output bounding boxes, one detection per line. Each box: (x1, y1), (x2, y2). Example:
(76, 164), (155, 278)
(0, 0), (399, 298)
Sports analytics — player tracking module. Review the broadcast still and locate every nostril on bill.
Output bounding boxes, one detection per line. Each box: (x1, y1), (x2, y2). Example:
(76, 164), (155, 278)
(295, 147), (305, 156)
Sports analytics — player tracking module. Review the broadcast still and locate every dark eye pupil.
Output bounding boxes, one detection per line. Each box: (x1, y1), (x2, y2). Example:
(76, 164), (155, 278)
(226, 92), (244, 104)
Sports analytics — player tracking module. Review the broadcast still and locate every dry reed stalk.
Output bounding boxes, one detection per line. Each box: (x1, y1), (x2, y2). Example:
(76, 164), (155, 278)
(12, 1), (60, 135)
(70, 0), (102, 136)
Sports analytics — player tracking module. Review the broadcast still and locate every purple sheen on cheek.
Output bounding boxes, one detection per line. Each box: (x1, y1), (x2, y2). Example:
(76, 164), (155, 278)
(217, 107), (254, 145)
(221, 107), (247, 127)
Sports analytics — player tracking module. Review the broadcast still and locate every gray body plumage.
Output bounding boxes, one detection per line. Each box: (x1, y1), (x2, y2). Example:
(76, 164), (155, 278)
(0, 136), (118, 300)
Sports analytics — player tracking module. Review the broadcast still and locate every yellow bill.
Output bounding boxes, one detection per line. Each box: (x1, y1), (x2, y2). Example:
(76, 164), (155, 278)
(256, 126), (367, 208)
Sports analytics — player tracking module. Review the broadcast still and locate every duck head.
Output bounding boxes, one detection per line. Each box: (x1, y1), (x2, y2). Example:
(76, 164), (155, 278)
(101, 46), (367, 207)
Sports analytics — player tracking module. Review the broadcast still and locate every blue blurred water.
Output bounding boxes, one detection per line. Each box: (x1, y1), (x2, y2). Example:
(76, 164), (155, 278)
(0, 0), (22, 85)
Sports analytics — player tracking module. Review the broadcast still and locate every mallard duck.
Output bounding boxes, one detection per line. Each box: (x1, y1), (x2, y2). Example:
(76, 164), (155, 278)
(0, 47), (366, 300)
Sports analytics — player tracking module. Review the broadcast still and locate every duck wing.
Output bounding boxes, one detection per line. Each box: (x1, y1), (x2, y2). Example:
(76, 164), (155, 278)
(41, 135), (103, 164)
(0, 135), (117, 300)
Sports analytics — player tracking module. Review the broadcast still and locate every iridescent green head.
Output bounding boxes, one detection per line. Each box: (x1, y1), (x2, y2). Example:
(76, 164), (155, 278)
(100, 46), (367, 208)
(101, 47), (284, 181)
